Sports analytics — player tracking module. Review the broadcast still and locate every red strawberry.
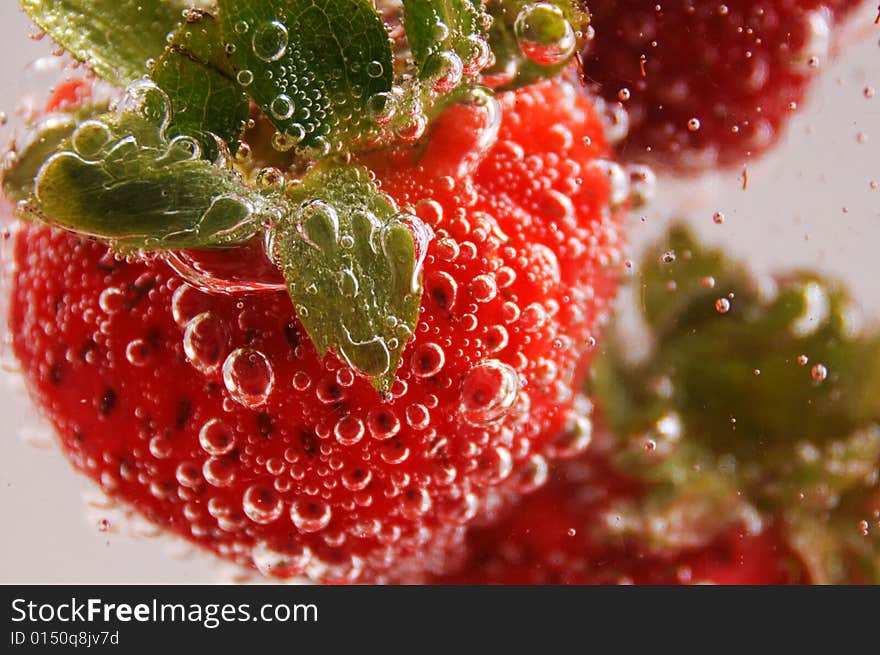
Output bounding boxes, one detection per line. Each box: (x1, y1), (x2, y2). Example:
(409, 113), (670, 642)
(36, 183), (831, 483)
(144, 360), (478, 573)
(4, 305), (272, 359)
(433, 456), (805, 584)
(8, 79), (625, 582)
(581, 0), (862, 172)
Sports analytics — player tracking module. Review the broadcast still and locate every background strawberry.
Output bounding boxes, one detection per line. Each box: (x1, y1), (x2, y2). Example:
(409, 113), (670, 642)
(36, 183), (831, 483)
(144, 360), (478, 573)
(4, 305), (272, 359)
(8, 79), (625, 582)
(433, 454), (804, 584)
(581, 0), (864, 172)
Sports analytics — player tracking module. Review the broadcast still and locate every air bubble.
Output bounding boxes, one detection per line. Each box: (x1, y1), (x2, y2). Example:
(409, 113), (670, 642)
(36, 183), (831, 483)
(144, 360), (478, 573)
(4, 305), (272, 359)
(290, 499), (332, 533)
(270, 94), (295, 121)
(253, 541), (311, 577)
(199, 418), (236, 456)
(252, 20), (289, 62)
(203, 456), (236, 487)
(334, 416), (365, 446)
(243, 485), (284, 524)
(183, 312), (230, 372)
(460, 359), (520, 426)
(514, 3), (576, 66)
(411, 342), (446, 378)
(222, 348), (275, 408)
(98, 287), (125, 313)
(125, 339), (151, 366)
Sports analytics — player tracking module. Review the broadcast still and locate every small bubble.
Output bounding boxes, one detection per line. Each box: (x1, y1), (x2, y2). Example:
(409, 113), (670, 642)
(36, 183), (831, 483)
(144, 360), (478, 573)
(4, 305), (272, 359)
(243, 485), (284, 524)
(290, 499), (332, 533)
(811, 363), (828, 382)
(715, 298), (731, 314)
(98, 287), (125, 313)
(236, 69), (254, 86)
(199, 418), (236, 456)
(411, 342), (446, 378)
(125, 339), (151, 366)
(333, 416), (365, 446)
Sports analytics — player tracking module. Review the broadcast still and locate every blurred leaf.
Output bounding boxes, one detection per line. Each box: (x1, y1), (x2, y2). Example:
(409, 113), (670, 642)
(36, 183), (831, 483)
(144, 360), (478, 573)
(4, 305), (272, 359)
(20, 0), (182, 85)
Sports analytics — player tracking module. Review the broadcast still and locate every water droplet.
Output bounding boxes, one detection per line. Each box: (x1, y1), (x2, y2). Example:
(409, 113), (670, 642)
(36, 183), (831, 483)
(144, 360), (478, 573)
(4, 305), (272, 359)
(253, 541), (311, 577)
(470, 274), (498, 303)
(125, 339), (151, 366)
(270, 93), (295, 121)
(199, 418), (236, 456)
(252, 20), (289, 62)
(460, 359), (520, 426)
(290, 499), (332, 533)
(203, 456), (236, 487)
(512, 454), (549, 493)
(400, 486), (432, 519)
(367, 408), (401, 440)
(514, 2), (576, 66)
(411, 342), (446, 378)
(243, 484), (284, 524)
(405, 403), (431, 430)
(811, 363), (828, 382)
(183, 312), (230, 372)
(423, 50), (464, 93)
(222, 348), (274, 408)
(334, 416), (365, 446)
(99, 287), (125, 313)
(341, 467), (372, 492)
(236, 69), (254, 86)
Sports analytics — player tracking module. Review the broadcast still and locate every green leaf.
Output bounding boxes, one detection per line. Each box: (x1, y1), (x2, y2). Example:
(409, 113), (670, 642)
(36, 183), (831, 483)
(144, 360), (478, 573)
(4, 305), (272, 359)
(151, 8), (250, 153)
(271, 161), (431, 394)
(637, 224), (752, 336)
(218, 0), (393, 153)
(21, 83), (268, 251)
(2, 102), (108, 201)
(403, 0), (486, 81)
(483, 0), (588, 91)
(20, 0), (183, 86)
(591, 224), (880, 582)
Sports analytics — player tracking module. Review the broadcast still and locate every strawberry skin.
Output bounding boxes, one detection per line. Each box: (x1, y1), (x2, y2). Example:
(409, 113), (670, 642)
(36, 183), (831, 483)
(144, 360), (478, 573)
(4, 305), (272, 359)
(433, 457), (805, 584)
(582, 0), (862, 172)
(9, 80), (625, 582)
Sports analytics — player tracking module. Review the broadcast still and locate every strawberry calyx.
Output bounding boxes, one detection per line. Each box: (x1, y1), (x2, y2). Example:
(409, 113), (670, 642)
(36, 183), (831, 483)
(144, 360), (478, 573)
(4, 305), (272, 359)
(5, 1), (594, 391)
(590, 225), (880, 583)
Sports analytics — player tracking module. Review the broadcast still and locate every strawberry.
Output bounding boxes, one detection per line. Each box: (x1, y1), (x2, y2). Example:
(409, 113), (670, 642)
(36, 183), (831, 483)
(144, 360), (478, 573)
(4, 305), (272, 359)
(7, 77), (625, 582)
(588, 225), (880, 584)
(433, 455), (804, 584)
(581, 0), (863, 172)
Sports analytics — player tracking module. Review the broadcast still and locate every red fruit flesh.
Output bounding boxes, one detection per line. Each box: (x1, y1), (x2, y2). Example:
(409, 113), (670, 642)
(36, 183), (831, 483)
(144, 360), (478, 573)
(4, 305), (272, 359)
(9, 80), (625, 582)
(582, 0), (863, 172)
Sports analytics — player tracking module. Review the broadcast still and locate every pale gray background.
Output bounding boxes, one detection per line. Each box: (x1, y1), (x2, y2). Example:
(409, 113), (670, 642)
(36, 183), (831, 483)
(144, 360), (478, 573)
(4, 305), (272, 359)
(0, 3), (878, 582)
